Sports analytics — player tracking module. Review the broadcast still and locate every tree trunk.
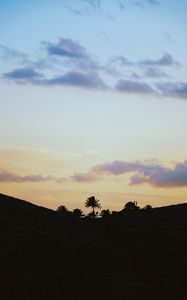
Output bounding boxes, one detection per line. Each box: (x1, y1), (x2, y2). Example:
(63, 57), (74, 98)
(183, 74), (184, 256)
(92, 206), (95, 218)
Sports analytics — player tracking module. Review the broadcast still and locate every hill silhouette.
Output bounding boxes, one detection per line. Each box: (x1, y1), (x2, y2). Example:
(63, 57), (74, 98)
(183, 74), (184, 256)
(0, 193), (186, 299)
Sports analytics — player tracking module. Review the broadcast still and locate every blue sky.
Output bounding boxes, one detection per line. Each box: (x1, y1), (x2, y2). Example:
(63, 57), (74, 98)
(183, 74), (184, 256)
(1, 0), (187, 210)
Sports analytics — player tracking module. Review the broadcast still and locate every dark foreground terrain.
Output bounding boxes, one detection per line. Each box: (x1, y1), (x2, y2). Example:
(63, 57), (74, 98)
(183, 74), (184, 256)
(0, 193), (187, 299)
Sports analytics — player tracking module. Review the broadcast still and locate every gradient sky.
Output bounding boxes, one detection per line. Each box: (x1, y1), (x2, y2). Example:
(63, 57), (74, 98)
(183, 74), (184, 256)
(1, 0), (187, 212)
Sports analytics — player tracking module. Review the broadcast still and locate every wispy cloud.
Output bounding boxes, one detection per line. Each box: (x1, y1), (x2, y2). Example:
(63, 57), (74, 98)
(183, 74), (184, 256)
(0, 44), (28, 63)
(0, 170), (55, 183)
(144, 67), (168, 78)
(63, 4), (84, 15)
(0, 167), (68, 184)
(118, 0), (159, 10)
(116, 79), (156, 94)
(110, 53), (179, 68)
(140, 53), (180, 67)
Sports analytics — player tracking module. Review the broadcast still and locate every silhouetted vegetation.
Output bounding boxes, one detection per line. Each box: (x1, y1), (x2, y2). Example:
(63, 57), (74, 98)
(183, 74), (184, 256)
(56, 205), (72, 217)
(100, 208), (111, 218)
(0, 193), (187, 299)
(123, 200), (140, 212)
(72, 208), (84, 218)
(143, 204), (153, 210)
(84, 195), (101, 218)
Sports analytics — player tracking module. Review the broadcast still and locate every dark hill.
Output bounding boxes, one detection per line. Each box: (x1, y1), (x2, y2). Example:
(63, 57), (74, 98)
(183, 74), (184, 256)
(0, 193), (187, 300)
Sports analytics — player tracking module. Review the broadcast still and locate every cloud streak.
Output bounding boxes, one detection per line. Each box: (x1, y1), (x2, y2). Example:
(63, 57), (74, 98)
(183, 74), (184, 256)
(0, 170), (66, 183)
(0, 170), (55, 183)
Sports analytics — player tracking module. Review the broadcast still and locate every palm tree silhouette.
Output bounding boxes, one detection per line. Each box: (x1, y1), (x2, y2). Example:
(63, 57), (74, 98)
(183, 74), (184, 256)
(85, 196), (101, 218)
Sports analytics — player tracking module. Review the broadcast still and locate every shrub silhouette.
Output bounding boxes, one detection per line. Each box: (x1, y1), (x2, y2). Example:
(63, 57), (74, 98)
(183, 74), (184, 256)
(72, 208), (84, 218)
(85, 196), (101, 218)
(143, 204), (152, 210)
(100, 209), (111, 218)
(123, 201), (140, 212)
(56, 205), (71, 217)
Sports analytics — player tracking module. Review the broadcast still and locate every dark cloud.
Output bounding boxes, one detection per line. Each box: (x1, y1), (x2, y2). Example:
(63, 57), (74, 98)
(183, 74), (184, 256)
(46, 38), (90, 60)
(4, 67), (107, 90)
(116, 79), (155, 94)
(71, 160), (187, 188)
(157, 82), (187, 99)
(3, 67), (43, 84)
(45, 71), (107, 89)
(45, 38), (99, 70)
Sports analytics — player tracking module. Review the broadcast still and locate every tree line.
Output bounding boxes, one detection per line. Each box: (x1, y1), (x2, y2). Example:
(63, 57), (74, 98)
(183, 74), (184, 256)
(56, 196), (152, 218)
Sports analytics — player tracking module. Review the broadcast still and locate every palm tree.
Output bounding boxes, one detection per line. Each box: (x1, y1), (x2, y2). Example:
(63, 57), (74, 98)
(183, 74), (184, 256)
(85, 196), (101, 218)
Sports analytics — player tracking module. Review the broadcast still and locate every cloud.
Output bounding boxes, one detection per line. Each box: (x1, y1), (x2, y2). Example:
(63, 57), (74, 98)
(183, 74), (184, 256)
(144, 67), (168, 78)
(116, 79), (155, 94)
(143, 0), (159, 5)
(109, 53), (179, 70)
(63, 4), (83, 15)
(110, 55), (133, 66)
(3, 67), (43, 84)
(71, 172), (102, 183)
(0, 44), (28, 63)
(140, 53), (179, 67)
(46, 38), (89, 59)
(0, 170), (55, 183)
(1, 40), (183, 98)
(71, 160), (187, 188)
(45, 71), (107, 89)
(3, 67), (107, 90)
(157, 82), (187, 99)
(119, 0), (159, 9)
(45, 37), (99, 70)
(130, 161), (187, 187)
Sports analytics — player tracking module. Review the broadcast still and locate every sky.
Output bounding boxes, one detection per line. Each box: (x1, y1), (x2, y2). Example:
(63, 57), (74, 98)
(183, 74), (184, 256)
(1, 0), (187, 212)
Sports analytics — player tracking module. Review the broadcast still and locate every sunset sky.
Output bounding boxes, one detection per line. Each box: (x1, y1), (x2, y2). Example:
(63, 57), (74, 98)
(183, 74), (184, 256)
(1, 0), (187, 212)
